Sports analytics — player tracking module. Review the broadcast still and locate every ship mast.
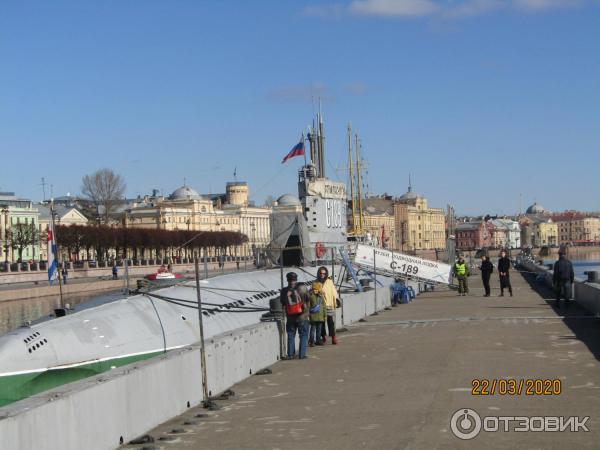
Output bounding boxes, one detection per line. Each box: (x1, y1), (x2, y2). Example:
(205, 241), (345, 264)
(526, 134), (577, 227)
(309, 120), (317, 166)
(355, 134), (364, 232)
(347, 123), (358, 234)
(317, 109), (325, 178)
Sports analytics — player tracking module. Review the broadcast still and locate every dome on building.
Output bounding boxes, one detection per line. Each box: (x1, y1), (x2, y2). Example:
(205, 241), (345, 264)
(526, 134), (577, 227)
(276, 194), (301, 206)
(526, 202), (546, 214)
(399, 175), (419, 201)
(399, 189), (418, 201)
(170, 185), (201, 200)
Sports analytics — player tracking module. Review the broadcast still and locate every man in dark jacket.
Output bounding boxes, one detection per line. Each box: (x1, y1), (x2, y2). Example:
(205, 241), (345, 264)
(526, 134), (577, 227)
(479, 255), (494, 297)
(498, 250), (513, 297)
(553, 251), (574, 304)
(280, 272), (310, 359)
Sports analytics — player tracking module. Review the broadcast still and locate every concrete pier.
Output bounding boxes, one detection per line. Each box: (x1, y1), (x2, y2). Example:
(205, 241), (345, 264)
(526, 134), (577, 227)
(127, 273), (600, 449)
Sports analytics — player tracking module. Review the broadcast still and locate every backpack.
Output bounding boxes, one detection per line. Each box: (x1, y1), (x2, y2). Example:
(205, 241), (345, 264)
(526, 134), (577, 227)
(285, 288), (303, 316)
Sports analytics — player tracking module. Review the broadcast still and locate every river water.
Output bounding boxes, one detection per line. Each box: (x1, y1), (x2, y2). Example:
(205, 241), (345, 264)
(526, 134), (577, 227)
(0, 290), (123, 335)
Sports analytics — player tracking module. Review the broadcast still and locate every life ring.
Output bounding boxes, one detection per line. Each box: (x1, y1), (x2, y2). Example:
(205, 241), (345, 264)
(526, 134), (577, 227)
(315, 242), (326, 259)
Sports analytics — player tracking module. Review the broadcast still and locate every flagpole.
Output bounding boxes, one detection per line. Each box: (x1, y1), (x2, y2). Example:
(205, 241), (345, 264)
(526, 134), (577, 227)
(50, 201), (64, 310)
(302, 133), (307, 166)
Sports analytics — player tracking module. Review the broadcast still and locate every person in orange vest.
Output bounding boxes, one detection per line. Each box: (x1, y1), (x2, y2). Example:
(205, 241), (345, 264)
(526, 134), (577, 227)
(453, 256), (469, 296)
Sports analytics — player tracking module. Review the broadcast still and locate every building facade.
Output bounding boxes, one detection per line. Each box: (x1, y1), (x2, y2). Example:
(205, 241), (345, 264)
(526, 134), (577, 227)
(532, 218), (559, 247)
(37, 204), (89, 261)
(551, 212), (600, 245)
(394, 186), (446, 252)
(352, 196), (396, 249)
(455, 221), (494, 251)
(0, 192), (41, 263)
(123, 183), (271, 256)
(491, 219), (521, 249)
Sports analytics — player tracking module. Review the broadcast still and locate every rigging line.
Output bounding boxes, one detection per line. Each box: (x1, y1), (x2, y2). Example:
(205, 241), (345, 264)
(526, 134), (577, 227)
(144, 292), (269, 312)
(143, 294), (167, 354)
(179, 285), (276, 294)
(253, 164), (288, 197)
(201, 287), (248, 302)
(145, 291), (246, 309)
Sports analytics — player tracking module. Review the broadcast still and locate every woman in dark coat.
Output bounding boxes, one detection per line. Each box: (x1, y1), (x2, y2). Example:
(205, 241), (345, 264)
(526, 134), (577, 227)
(479, 256), (494, 297)
(497, 250), (513, 297)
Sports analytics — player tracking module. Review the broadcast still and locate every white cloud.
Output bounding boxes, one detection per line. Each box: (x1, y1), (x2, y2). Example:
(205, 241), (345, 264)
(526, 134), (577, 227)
(512, 0), (580, 11)
(303, 0), (586, 20)
(266, 82), (368, 103)
(349, 0), (441, 17)
(266, 82), (329, 103)
(303, 3), (346, 19)
(442, 0), (505, 18)
(342, 82), (368, 95)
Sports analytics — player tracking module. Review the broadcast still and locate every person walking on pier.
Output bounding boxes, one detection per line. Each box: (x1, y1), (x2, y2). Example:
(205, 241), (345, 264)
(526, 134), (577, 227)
(317, 266), (339, 345)
(308, 282), (325, 346)
(553, 250), (574, 305)
(498, 250), (513, 297)
(479, 255), (494, 297)
(280, 272), (310, 359)
(453, 256), (469, 296)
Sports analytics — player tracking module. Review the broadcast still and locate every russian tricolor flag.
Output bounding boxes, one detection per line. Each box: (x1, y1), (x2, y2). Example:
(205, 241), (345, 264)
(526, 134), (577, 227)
(47, 219), (58, 283)
(281, 139), (305, 164)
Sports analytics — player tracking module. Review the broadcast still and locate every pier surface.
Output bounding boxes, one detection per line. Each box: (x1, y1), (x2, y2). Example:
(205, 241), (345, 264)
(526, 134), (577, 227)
(127, 273), (600, 449)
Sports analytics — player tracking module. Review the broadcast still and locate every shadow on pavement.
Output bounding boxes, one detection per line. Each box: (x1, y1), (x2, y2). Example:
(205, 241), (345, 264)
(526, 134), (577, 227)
(520, 270), (600, 361)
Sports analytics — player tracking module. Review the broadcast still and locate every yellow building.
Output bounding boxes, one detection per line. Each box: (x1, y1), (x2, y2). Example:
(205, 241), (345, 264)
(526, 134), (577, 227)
(569, 217), (600, 243)
(393, 185), (446, 251)
(531, 218), (558, 247)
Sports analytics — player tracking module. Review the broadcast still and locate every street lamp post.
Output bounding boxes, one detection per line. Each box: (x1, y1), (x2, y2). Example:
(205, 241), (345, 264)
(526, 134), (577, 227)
(1, 207), (9, 265)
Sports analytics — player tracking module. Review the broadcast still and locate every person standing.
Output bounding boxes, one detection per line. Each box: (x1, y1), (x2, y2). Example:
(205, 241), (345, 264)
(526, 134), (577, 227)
(498, 250), (513, 297)
(479, 255), (494, 297)
(553, 250), (574, 305)
(61, 264), (68, 284)
(390, 277), (405, 306)
(112, 264), (118, 280)
(453, 256), (469, 296)
(308, 282), (325, 346)
(317, 266), (339, 345)
(280, 272), (310, 359)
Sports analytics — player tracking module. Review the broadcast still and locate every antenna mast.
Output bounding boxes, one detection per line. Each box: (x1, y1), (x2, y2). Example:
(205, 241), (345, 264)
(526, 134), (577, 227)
(317, 101), (325, 178)
(355, 134), (364, 232)
(309, 120), (317, 166)
(347, 124), (357, 234)
(40, 177), (48, 202)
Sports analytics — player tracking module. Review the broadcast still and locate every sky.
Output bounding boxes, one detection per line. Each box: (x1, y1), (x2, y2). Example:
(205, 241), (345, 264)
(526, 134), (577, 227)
(1, 0), (599, 216)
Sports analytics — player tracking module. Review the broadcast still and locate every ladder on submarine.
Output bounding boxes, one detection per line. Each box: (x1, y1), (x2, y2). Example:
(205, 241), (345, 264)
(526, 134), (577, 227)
(338, 248), (364, 292)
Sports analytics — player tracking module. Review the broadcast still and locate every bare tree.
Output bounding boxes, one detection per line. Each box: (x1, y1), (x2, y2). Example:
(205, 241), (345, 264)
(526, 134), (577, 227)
(81, 168), (126, 223)
(8, 223), (40, 262)
(264, 195), (276, 207)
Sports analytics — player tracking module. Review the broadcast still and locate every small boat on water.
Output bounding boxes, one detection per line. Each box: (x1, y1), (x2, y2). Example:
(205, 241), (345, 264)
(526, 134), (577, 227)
(145, 265), (184, 281)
